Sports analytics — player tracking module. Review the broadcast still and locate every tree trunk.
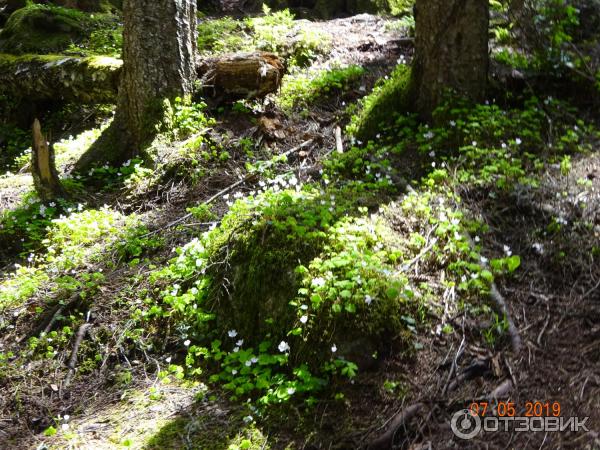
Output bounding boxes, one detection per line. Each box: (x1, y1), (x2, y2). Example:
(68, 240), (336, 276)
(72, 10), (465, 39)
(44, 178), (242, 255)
(31, 119), (63, 201)
(411, 0), (489, 119)
(75, 0), (197, 170)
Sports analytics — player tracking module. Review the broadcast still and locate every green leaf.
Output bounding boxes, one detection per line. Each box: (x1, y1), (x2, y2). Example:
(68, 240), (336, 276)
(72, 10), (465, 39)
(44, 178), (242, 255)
(506, 255), (521, 273)
(310, 294), (322, 308)
(340, 289), (352, 299)
(386, 287), (400, 299)
(490, 259), (503, 272)
(480, 270), (493, 282)
(43, 426), (57, 437)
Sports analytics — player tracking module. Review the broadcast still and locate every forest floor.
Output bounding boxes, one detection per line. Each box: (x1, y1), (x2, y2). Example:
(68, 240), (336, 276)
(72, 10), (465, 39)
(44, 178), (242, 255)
(0, 11), (599, 450)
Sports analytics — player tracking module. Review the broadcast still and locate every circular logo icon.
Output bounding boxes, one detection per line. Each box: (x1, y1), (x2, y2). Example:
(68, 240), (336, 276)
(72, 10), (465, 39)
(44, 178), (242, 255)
(451, 409), (481, 440)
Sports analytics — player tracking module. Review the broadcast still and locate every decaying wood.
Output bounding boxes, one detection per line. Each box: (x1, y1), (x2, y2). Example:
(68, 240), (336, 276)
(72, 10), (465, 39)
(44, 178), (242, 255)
(0, 55), (122, 104)
(31, 118), (63, 201)
(197, 52), (285, 99)
(0, 52), (285, 105)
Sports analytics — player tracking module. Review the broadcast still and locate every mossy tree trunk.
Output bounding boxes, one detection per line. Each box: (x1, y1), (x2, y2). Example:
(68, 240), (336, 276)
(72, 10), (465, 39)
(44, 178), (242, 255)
(75, 0), (197, 170)
(411, 0), (489, 119)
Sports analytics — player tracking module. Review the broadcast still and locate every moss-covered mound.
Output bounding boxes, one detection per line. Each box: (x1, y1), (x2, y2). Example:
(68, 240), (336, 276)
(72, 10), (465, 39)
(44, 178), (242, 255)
(350, 64), (413, 141)
(0, 4), (97, 54)
(153, 184), (415, 378)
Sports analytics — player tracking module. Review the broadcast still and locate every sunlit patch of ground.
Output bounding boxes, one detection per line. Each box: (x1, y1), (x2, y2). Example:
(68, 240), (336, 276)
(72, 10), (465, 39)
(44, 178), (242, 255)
(0, 173), (32, 213)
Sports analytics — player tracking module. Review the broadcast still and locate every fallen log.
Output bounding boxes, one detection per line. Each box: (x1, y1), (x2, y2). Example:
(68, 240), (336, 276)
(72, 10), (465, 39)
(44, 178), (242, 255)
(0, 51), (284, 105)
(0, 54), (122, 103)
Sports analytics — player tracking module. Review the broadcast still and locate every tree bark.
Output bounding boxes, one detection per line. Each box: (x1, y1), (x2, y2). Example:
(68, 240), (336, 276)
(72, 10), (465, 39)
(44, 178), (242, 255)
(31, 119), (63, 201)
(411, 0), (489, 119)
(75, 0), (197, 170)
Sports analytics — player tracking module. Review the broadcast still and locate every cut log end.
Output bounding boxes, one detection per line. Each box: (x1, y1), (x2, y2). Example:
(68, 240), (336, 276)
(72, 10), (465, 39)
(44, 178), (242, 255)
(198, 52), (285, 99)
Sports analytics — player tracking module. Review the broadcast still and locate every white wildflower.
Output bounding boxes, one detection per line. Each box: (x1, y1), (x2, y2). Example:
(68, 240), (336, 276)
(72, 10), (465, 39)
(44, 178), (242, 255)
(311, 277), (326, 287)
(278, 341), (290, 353)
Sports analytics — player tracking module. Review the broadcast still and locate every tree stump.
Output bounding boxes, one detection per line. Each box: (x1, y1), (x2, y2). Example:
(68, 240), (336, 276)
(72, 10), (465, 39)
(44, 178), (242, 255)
(31, 119), (63, 201)
(198, 52), (285, 99)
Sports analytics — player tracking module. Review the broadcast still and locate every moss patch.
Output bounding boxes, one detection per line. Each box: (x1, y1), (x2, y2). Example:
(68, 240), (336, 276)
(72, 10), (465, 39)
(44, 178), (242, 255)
(0, 4), (112, 54)
(349, 64), (413, 141)
(0, 53), (121, 103)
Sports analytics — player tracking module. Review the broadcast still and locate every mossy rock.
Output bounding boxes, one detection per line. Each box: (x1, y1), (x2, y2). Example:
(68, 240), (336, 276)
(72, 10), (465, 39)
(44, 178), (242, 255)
(0, 4), (94, 54)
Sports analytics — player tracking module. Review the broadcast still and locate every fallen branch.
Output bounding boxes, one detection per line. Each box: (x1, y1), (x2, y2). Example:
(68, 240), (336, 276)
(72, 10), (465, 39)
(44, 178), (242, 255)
(335, 126), (343, 154)
(64, 322), (92, 387)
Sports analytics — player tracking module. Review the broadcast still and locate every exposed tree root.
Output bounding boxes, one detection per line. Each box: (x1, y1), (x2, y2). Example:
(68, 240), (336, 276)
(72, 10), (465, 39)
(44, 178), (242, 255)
(64, 322), (93, 388)
(25, 292), (81, 342)
(367, 402), (427, 450)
